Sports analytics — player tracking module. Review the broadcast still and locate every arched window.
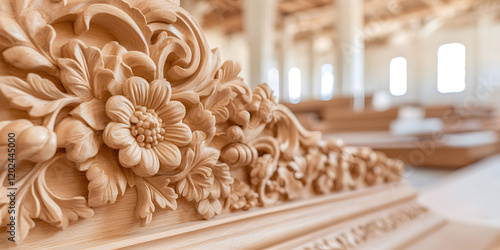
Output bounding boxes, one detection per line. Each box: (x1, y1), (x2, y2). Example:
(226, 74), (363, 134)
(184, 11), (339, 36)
(267, 68), (280, 100)
(288, 67), (301, 103)
(320, 64), (334, 100)
(437, 43), (466, 93)
(389, 57), (408, 96)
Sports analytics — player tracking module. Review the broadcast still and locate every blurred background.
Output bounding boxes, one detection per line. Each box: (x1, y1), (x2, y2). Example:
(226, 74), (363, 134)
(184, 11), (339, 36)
(181, 0), (500, 227)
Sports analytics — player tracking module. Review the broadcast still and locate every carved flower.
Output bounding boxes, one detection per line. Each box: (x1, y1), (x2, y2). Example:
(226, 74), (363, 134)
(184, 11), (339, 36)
(228, 179), (259, 210)
(103, 77), (192, 177)
(248, 84), (277, 124)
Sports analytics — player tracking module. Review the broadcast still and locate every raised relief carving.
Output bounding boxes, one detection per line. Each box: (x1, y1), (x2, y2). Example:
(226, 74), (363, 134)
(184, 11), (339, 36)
(301, 204), (428, 250)
(0, 0), (403, 244)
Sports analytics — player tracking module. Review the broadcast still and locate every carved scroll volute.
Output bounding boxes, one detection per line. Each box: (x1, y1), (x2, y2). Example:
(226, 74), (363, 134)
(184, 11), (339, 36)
(0, 0), (404, 244)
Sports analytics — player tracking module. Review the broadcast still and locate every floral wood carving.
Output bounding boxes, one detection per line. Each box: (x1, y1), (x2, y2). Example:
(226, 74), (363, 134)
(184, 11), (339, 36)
(0, 0), (403, 244)
(301, 204), (428, 250)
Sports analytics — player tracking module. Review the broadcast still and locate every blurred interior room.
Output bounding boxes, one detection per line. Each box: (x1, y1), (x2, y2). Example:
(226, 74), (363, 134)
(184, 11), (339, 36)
(2, 0), (500, 248)
(181, 0), (500, 229)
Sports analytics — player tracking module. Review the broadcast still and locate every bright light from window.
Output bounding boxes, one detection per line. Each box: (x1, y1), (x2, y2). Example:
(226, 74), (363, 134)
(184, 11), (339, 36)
(320, 64), (334, 100)
(389, 57), (408, 96)
(437, 43), (466, 93)
(288, 67), (301, 104)
(267, 68), (280, 100)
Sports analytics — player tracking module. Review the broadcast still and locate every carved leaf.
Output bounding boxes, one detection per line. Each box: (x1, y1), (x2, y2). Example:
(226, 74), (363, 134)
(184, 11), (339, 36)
(0, 74), (78, 117)
(210, 163), (233, 199)
(25, 11), (57, 59)
(176, 132), (216, 202)
(135, 177), (178, 226)
(184, 103), (216, 141)
(218, 60), (242, 84)
(0, 15), (29, 49)
(58, 55), (91, 100)
(176, 160), (213, 202)
(55, 117), (101, 164)
(277, 165), (305, 200)
(59, 40), (111, 101)
(196, 198), (222, 220)
(70, 98), (110, 131)
(204, 84), (235, 123)
(0, 154), (94, 244)
(79, 146), (127, 207)
(2, 46), (56, 74)
(72, 3), (150, 53)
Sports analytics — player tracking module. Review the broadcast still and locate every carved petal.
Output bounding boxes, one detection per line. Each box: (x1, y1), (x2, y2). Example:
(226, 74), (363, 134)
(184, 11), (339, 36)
(163, 123), (192, 146)
(134, 148), (160, 177)
(123, 77), (149, 106)
(119, 143), (142, 168)
(147, 79), (170, 110)
(147, 80), (172, 110)
(103, 122), (134, 149)
(154, 141), (181, 169)
(156, 101), (185, 125)
(106, 95), (134, 125)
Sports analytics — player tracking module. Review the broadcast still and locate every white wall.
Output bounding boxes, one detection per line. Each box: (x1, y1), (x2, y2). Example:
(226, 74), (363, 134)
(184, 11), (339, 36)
(201, 14), (500, 107)
(365, 16), (500, 107)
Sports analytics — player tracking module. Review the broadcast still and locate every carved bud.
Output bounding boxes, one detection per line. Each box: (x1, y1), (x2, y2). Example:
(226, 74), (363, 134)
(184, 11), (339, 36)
(220, 143), (257, 168)
(233, 110), (250, 125)
(0, 119), (57, 163)
(226, 125), (244, 142)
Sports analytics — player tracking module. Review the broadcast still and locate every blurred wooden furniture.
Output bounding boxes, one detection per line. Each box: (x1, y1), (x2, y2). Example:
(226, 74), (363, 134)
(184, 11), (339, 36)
(0, 0), (498, 249)
(283, 96), (400, 132)
(326, 130), (500, 169)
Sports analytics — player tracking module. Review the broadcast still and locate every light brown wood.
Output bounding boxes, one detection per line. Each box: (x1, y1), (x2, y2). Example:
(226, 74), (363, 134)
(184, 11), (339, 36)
(0, 0), (498, 249)
(0, 0), (404, 247)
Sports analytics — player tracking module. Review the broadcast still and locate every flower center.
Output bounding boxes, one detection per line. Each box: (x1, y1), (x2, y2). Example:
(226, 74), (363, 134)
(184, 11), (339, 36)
(130, 106), (166, 149)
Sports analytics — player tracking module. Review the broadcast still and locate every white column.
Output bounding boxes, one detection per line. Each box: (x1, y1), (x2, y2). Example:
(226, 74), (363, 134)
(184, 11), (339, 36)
(244, 0), (278, 89)
(279, 17), (295, 102)
(307, 32), (316, 100)
(336, 0), (365, 111)
(476, 13), (493, 83)
(476, 12), (495, 104)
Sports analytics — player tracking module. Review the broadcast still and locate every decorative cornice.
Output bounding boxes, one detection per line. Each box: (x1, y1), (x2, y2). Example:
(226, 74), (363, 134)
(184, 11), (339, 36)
(0, 0), (403, 244)
(300, 204), (428, 250)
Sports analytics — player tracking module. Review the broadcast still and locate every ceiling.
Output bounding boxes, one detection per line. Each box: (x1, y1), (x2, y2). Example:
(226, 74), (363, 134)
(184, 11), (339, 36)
(182, 0), (500, 45)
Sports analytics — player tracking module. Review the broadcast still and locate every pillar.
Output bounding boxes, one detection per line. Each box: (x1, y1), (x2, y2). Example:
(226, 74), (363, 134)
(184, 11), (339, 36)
(244, 0), (278, 89)
(335, 0), (365, 111)
(279, 17), (295, 102)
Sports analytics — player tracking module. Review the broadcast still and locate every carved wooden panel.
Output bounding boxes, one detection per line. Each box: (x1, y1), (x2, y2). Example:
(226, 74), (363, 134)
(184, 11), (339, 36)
(0, 0), (403, 246)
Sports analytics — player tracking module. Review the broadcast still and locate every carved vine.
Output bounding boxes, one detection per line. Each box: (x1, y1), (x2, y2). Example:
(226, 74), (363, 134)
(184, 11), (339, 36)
(0, 0), (403, 244)
(301, 204), (428, 250)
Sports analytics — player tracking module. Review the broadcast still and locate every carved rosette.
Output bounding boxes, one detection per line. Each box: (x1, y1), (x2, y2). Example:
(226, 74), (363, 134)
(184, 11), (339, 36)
(0, 0), (403, 244)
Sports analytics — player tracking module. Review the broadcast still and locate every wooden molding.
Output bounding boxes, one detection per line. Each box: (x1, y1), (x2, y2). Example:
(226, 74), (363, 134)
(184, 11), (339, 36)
(0, 0), (403, 246)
